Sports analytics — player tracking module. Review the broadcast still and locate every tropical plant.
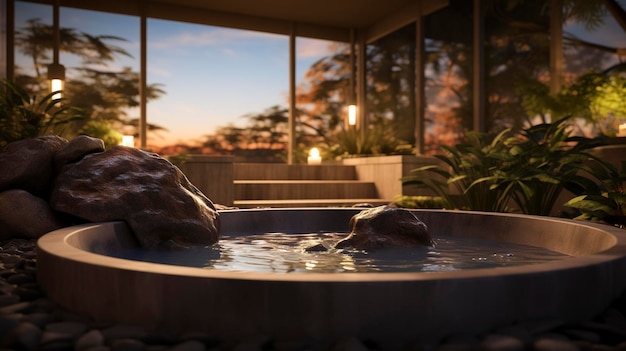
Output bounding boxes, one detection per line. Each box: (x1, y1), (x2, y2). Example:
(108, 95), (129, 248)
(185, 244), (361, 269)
(403, 117), (614, 215)
(78, 119), (123, 149)
(391, 195), (446, 209)
(402, 129), (512, 211)
(565, 160), (626, 228)
(167, 153), (191, 167)
(0, 79), (83, 149)
(519, 70), (626, 135)
(474, 118), (609, 215)
(326, 118), (414, 159)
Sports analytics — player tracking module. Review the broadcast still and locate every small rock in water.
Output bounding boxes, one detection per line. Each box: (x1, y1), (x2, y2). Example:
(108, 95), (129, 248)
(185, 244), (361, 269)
(335, 205), (433, 250)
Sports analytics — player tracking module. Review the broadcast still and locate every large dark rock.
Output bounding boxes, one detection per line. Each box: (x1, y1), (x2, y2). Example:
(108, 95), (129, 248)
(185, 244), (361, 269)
(50, 146), (220, 249)
(53, 135), (105, 172)
(0, 135), (68, 195)
(335, 206), (433, 250)
(0, 189), (64, 240)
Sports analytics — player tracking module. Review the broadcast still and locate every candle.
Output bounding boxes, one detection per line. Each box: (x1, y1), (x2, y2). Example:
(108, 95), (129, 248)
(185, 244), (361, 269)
(618, 123), (626, 137)
(121, 135), (135, 147)
(307, 147), (322, 165)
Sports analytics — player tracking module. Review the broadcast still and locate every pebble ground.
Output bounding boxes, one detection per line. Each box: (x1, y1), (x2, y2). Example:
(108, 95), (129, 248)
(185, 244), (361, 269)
(3, 238), (626, 351)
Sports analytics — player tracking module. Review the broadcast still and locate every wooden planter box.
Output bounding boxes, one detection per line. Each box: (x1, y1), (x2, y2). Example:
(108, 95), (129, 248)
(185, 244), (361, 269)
(176, 155), (234, 206)
(341, 155), (444, 200)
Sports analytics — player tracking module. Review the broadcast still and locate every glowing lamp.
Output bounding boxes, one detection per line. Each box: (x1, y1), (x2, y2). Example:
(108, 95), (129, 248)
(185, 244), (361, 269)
(348, 104), (357, 126)
(619, 123), (626, 137)
(120, 135), (135, 147)
(307, 147), (322, 165)
(47, 63), (65, 101)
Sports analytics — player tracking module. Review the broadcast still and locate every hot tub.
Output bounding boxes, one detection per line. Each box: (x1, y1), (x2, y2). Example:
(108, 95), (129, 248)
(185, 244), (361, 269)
(37, 208), (626, 346)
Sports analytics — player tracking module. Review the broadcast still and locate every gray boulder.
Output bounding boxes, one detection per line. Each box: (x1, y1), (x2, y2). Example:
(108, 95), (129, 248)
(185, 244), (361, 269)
(50, 146), (220, 249)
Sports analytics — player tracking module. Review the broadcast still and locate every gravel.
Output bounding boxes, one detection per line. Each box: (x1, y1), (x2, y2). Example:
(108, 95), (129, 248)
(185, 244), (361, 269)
(2, 238), (626, 351)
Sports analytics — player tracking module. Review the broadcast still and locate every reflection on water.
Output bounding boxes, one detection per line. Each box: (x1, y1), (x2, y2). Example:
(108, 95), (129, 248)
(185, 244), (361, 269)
(110, 232), (570, 273)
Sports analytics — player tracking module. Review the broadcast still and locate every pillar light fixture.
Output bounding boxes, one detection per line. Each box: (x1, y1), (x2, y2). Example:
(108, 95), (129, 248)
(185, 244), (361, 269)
(48, 0), (65, 101)
(347, 27), (358, 128)
(348, 104), (357, 126)
(47, 62), (65, 100)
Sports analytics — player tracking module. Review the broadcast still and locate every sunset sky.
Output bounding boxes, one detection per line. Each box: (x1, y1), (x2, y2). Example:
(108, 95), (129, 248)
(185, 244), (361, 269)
(14, 1), (335, 147)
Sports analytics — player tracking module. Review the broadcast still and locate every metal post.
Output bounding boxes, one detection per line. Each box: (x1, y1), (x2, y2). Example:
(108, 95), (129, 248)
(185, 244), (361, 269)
(5, 0), (15, 83)
(357, 31), (367, 134)
(349, 28), (356, 103)
(288, 22), (296, 164)
(550, 0), (563, 95)
(415, 6), (425, 154)
(53, 0), (60, 64)
(140, 9), (147, 149)
(473, 0), (486, 132)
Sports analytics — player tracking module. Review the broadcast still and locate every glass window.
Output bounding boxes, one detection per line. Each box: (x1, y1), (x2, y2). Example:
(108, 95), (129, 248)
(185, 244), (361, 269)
(422, 0), (473, 155)
(147, 20), (288, 156)
(14, 1), (50, 90)
(562, 2), (626, 136)
(483, 1), (552, 133)
(563, 3), (626, 73)
(366, 23), (417, 148)
(0, 0), (6, 80)
(295, 37), (348, 160)
(14, 1), (139, 146)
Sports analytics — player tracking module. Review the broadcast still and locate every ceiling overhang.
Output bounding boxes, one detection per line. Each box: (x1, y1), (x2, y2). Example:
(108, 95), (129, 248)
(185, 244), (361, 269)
(24, 0), (448, 42)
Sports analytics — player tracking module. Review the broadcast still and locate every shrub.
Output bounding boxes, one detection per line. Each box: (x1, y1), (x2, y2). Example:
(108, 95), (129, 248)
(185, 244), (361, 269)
(391, 195), (446, 209)
(403, 117), (615, 215)
(565, 160), (626, 228)
(402, 129), (512, 212)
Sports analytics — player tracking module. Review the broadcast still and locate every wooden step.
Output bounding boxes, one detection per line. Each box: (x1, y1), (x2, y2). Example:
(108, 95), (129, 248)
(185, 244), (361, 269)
(233, 198), (392, 208)
(234, 180), (377, 200)
(234, 163), (357, 180)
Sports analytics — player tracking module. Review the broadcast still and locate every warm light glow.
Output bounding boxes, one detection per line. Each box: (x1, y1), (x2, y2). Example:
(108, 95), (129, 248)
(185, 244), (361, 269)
(348, 104), (357, 126)
(307, 147), (321, 165)
(121, 135), (135, 147)
(47, 63), (65, 104)
(619, 123), (626, 137)
(50, 79), (64, 100)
